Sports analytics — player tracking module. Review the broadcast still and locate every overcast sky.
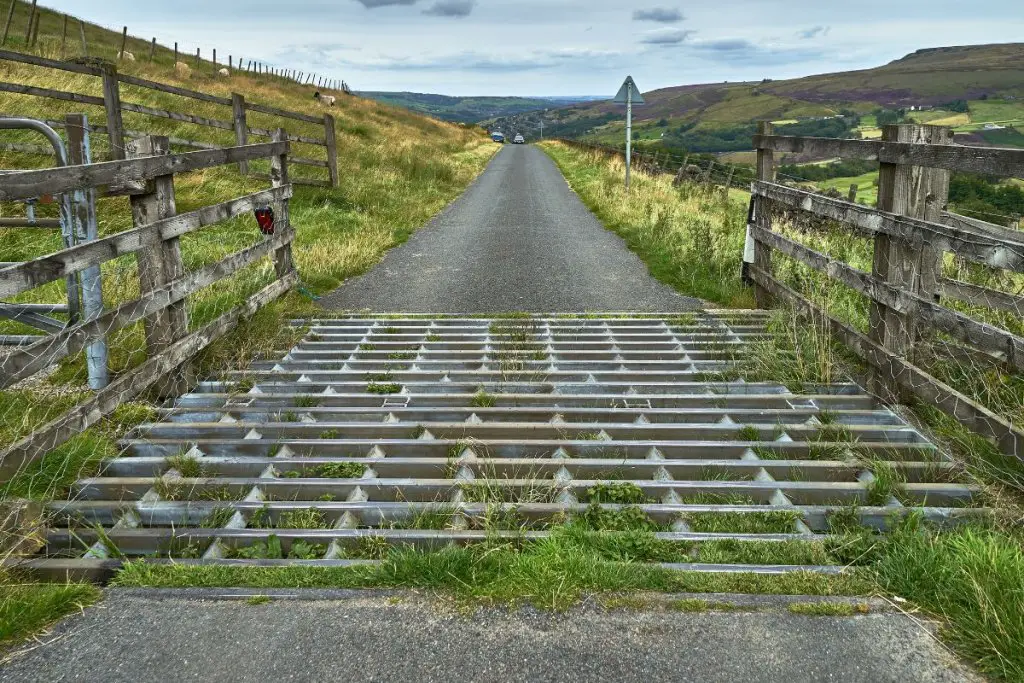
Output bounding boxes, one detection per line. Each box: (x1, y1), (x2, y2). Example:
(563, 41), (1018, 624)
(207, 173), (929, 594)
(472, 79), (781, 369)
(43, 0), (1024, 96)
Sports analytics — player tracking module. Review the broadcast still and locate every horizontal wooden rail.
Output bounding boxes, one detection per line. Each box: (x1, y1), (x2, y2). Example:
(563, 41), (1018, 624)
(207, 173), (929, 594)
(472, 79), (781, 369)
(0, 227), (295, 388)
(0, 48), (102, 76)
(940, 278), (1024, 315)
(0, 185), (290, 297)
(289, 156), (329, 168)
(749, 225), (1024, 373)
(749, 268), (1024, 460)
(752, 181), (1024, 273)
(0, 141), (287, 202)
(753, 134), (1024, 178)
(116, 73), (232, 106)
(244, 101), (322, 125)
(0, 80), (104, 106)
(247, 172), (329, 188)
(0, 273), (296, 479)
(247, 126), (325, 147)
(119, 101), (234, 131)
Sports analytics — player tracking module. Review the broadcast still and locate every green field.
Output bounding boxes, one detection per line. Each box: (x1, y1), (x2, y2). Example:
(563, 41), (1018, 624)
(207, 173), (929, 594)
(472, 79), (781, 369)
(819, 172), (880, 205)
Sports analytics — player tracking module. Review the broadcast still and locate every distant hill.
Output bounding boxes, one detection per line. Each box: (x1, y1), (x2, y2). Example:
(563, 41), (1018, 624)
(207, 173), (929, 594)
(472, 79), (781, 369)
(357, 92), (603, 124)
(488, 43), (1024, 151)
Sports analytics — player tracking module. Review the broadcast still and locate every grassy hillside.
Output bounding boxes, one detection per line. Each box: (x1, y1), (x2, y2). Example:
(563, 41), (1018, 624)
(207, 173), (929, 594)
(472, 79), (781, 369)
(491, 43), (1024, 154)
(0, 1), (497, 643)
(359, 92), (600, 125)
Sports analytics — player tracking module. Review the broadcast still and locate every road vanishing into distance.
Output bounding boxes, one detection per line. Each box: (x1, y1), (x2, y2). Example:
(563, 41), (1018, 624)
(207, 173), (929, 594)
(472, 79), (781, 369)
(321, 144), (701, 312)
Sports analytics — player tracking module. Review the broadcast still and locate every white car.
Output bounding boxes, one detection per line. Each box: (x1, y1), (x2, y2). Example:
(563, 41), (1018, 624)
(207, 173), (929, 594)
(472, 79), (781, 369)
(513, 134), (525, 144)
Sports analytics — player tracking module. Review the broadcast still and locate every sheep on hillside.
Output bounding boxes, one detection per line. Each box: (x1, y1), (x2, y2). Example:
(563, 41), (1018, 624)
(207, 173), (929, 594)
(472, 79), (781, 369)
(313, 92), (336, 106)
(175, 61), (192, 79)
(218, 68), (230, 77)
(118, 51), (135, 62)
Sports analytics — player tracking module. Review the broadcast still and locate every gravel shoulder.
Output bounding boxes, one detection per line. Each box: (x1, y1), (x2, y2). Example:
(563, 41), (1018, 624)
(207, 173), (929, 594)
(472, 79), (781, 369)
(319, 144), (701, 313)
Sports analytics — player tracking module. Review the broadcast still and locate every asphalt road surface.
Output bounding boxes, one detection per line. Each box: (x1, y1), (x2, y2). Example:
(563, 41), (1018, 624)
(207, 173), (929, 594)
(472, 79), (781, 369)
(0, 590), (979, 683)
(320, 144), (700, 312)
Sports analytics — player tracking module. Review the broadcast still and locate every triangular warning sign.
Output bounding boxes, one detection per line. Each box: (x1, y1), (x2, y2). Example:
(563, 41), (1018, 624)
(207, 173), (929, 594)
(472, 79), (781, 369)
(613, 76), (645, 104)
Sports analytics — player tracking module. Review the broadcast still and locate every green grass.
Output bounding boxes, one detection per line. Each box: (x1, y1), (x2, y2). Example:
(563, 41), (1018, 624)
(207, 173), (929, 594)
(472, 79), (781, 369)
(0, 579), (101, 644)
(114, 527), (869, 610)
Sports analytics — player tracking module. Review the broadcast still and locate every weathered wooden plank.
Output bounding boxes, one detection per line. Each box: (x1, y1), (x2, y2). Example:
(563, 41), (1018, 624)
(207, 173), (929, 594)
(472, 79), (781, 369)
(0, 141), (287, 201)
(940, 278), (1024, 315)
(248, 172), (330, 188)
(753, 134), (1024, 178)
(0, 80), (104, 106)
(243, 101), (322, 124)
(0, 48), (102, 75)
(288, 156), (329, 169)
(119, 101), (234, 132)
(127, 136), (187, 396)
(750, 225), (1024, 373)
(941, 211), (1023, 243)
(323, 113), (338, 187)
(752, 121), (775, 308)
(117, 73), (233, 106)
(231, 93), (248, 174)
(246, 125), (325, 147)
(752, 181), (1024, 274)
(269, 129), (295, 279)
(0, 186), (291, 297)
(0, 274), (296, 479)
(0, 228), (295, 388)
(99, 64), (125, 160)
(748, 268), (1024, 461)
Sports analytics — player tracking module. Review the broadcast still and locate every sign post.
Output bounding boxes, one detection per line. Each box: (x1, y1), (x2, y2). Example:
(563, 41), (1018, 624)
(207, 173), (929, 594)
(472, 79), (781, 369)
(613, 75), (644, 191)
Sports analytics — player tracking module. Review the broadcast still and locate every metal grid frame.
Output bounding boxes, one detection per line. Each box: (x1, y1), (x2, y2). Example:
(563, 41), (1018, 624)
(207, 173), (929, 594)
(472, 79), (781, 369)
(23, 313), (982, 580)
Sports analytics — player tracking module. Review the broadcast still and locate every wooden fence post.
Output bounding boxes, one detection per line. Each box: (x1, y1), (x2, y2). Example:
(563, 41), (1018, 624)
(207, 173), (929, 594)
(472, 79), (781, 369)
(149, 37), (156, 61)
(723, 165), (735, 199)
(1, 0), (15, 46)
(867, 123), (951, 398)
(212, 48), (217, 68)
(119, 26), (127, 59)
(126, 135), (191, 397)
(752, 121), (775, 308)
(702, 158), (715, 184)
(98, 63), (126, 160)
(269, 128), (296, 278)
(78, 19), (87, 56)
(28, 7), (39, 47)
(23, 0), (36, 43)
(173, 42), (177, 64)
(323, 113), (338, 187)
(231, 93), (248, 173)
(848, 184), (858, 203)
(194, 47), (200, 67)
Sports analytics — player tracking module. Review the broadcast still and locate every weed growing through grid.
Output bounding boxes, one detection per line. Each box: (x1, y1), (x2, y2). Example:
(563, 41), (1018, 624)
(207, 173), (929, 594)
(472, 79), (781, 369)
(471, 390), (497, 408)
(246, 595), (272, 606)
(367, 382), (402, 395)
(295, 396), (321, 408)
(166, 453), (208, 478)
(284, 462), (366, 479)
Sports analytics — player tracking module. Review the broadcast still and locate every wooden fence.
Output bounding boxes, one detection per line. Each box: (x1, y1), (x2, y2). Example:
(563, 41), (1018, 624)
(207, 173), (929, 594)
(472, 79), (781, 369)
(748, 122), (1024, 460)
(555, 138), (754, 195)
(0, 48), (339, 187)
(0, 133), (297, 478)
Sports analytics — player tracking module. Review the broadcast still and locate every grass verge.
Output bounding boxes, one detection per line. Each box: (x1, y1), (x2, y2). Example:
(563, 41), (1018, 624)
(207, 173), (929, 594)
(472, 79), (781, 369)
(0, 578), (101, 645)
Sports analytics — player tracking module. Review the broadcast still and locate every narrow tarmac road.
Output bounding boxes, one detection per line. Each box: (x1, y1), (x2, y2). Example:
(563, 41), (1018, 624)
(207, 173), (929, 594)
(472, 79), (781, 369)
(320, 144), (700, 312)
(0, 591), (978, 683)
